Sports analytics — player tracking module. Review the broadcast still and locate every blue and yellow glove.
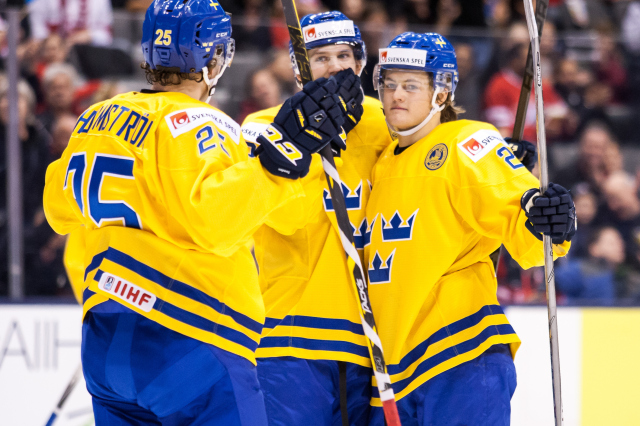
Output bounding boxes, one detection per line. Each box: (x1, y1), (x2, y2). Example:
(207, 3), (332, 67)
(504, 137), (537, 172)
(256, 77), (346, 179)
(521, 182), (577, 244)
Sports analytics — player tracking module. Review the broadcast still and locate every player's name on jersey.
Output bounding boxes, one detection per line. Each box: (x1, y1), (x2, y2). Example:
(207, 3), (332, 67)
(75, 103), (154, 148)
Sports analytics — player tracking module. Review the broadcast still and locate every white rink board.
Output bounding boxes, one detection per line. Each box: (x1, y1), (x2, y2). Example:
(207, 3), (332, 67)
(0, 304), (581, 425)
(0, 305), (93, 426)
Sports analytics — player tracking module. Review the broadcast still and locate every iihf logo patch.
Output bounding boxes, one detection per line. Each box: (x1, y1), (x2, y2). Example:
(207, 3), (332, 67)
(368, 250), (396, 284)
(324, 181), (362, 211)
(104, 276), (115, 291)
(381, 209), (418, 241)
(352, 215), (376, 250)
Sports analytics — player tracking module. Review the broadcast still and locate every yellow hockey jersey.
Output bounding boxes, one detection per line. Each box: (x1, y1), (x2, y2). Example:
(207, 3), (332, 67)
(364, 120), (571, 404)
(241, 97), (392, 366)
(44, 91), (307, 364)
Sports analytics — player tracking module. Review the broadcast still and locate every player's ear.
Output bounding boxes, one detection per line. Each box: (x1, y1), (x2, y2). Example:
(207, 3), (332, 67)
(436, 90), (448, 106)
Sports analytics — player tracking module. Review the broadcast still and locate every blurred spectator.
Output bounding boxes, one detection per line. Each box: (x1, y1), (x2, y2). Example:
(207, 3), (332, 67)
(237, 69), (283, 123)
(548, 0), (611, 31)
(594, 25), (628, 104)
(453, 42), (480, 120)
(37, 63), (79, 133)
(569, 183), (599, 259)
(483, 41), (568, 142)
(360, 1), (393, 96)
(49, 113), (77, 159)
(553, 57), (610, 133)
(29, 0), (114, 47)
(341, 0), (366, 21)
(600, 171), (640, 269)
(268, 49), (299, 98)
(233, 0), (273, 51)
(0, 79), (52, 294)
(556, 226), (624, 305)
(621, 1), (640, 55)
(553, 122), (616, 189)
(34, 34), (68, 82)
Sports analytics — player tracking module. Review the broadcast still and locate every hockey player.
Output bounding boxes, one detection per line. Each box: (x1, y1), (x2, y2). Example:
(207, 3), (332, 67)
(241, 11), (392, 426)
(43, 1), (345, 424)
(365, 32), (576, 425)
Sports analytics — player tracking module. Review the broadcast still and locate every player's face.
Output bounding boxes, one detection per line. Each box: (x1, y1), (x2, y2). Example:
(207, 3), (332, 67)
(380, 70), (433, 131)
(309, 45), (359, 79)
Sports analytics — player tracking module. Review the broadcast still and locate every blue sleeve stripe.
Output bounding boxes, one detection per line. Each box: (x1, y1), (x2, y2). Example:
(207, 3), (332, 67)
(154, 299), (259, 352)
(387, 304), (505, 375)
(98, 247), (262, 334)
(85, 250), (108, 281)
(259, 336), (370, 358)
(263, 315), (364, 335)
(82, 287), (96, 304)
(372, 324), (516, 398)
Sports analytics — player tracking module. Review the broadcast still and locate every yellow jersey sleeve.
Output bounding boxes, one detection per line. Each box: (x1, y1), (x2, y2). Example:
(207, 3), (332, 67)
(241, 105), (325, 236)
(447, 121), (570, 269)
(64, 227), (87, 304)
(153, 111), (306, 257)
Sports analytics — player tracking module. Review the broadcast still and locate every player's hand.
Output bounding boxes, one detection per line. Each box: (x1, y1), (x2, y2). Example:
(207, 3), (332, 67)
(504, 137), (537, 172)
(256, 78), (346, 179)
(333, 68), (364, 135)
(521, 182), (576, 244)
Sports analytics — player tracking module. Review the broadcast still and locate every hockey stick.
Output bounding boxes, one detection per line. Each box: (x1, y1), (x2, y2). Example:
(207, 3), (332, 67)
(45, 364), (83, 426)
(279, 2), (401, 425)
(490, 0), (549, 276)
(523, 0), (563, 424)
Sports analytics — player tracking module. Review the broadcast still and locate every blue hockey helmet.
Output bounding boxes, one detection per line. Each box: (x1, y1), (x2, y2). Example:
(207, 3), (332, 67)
(373, 32), (458, 96)
(289, 11), (367, 84)
(141, 0), (234, 82)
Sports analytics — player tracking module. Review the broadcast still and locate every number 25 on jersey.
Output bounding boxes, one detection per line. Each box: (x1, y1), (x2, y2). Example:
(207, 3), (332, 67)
(64, 153), (142, 229)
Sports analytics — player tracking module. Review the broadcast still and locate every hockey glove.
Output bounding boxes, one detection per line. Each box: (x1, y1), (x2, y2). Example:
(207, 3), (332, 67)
(504, 137), (537, 172)
(521, 182), (577, 244)
(333, 68), (364, 135)
(256, 78), (346, 179)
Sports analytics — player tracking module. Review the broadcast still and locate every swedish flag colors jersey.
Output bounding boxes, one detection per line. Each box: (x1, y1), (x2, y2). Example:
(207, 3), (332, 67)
(44, 91), (307, 364)
(365, 120), (571, 405)
(241, 96), (392, 366)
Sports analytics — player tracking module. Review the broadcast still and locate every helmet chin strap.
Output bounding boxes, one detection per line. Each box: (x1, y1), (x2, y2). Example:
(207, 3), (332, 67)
(202, 61), (229, 104)
(392, 87), (446, 137)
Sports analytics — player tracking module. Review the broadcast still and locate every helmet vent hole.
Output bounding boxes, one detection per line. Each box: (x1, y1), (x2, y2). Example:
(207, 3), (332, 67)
(203, 54), (210, 59)
(196, 31), (200, 37)
(166, 9), (173, 12)
(195, 40), (201, 47)
(196, 22), (203, 28)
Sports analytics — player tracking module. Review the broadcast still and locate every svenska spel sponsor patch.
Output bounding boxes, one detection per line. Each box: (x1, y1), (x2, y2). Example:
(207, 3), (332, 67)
(303, 21), (356, 43)
(165, 108), (240, 143)
(457, 129), (504, 162)
(241, 121), (269, 143)
(379, 48), (428, 68)
(98, 272), (156, 312)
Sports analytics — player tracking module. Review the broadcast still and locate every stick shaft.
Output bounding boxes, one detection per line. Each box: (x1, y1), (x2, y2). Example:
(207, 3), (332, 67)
(279, 1), (400, 424)
(45, 364), (83, 426)
(523, 1), (563, 425)
(512, 0), (549, 141)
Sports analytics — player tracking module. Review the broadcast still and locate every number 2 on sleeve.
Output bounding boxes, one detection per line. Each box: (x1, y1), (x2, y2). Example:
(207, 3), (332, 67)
(497, 146), (524, 170)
